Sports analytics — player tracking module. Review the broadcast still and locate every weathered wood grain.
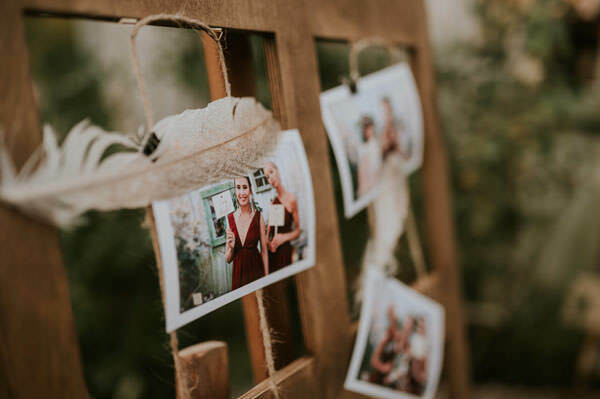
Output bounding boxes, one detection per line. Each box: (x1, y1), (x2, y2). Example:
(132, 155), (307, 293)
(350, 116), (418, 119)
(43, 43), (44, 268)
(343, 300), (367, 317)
(238, 357), (315, 399)
(179, 341), (229, 399)
(0, 1), (88, 398)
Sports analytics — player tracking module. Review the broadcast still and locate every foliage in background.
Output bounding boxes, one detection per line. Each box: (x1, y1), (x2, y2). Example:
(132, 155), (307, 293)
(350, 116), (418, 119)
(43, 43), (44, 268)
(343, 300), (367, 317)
(438, 0), (600, 385)
(25, 18), (110, 136)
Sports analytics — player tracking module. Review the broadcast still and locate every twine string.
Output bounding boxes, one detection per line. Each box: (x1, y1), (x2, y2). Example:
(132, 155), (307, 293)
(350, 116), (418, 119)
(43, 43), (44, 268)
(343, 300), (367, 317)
(129, 13), (231, 131)
(256, 289), (281, 399)
(348, 37), (406, 85)
(406, 203), (427, 278)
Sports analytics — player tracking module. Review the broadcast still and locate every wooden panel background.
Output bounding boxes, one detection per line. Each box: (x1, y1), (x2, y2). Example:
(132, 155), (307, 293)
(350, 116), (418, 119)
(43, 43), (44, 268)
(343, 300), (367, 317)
(0, 0), (470, 398)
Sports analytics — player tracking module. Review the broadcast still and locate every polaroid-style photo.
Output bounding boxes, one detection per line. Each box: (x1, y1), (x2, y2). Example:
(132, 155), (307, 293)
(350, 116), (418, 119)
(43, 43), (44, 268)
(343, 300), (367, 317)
(320, 63), (424, 218)
(345, 271), (444, 399)
(153, 129), (316, 331)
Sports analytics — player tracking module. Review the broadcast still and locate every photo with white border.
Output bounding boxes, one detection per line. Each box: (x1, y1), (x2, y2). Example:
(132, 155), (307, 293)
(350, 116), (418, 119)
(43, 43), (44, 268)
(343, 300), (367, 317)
(153, 129), (316, 331)
(345, 270), (444, 399)
(320, 63), (424, 218)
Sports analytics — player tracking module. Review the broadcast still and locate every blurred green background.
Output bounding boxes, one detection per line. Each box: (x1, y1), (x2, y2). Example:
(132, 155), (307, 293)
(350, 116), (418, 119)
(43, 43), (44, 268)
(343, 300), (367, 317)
(21, 0), (600, 397)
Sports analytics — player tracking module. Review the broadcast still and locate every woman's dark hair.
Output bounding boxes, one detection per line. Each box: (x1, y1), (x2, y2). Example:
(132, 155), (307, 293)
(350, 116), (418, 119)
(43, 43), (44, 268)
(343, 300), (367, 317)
(233, 176), (255, 211)
(360, 115), (375, 141)
(233, 176), (252, 189)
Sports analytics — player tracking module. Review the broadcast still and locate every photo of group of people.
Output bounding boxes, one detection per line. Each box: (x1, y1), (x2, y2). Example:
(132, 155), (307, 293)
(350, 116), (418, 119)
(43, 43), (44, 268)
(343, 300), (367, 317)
(153, 130), (315, 331)
(320, 63), (423, 218)
(345, 271), (443, 399)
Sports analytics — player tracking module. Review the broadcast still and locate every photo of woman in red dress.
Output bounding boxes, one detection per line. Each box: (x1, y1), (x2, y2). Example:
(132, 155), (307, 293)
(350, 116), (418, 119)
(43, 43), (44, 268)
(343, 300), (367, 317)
(155, 129), (315, 330)
(264, 161), (301, 273)
(225, 176), (269, 290)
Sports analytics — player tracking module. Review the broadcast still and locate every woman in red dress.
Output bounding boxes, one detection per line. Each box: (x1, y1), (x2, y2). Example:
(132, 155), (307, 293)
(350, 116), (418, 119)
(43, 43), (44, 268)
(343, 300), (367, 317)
(263, 162), (301, 273)
(225, 176), (269, 290)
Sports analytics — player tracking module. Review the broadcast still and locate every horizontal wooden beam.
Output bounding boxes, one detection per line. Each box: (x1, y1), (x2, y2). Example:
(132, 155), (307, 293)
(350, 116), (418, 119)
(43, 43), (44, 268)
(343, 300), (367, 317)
(238, 357), (315, 399)
(21, 0), (423, 44)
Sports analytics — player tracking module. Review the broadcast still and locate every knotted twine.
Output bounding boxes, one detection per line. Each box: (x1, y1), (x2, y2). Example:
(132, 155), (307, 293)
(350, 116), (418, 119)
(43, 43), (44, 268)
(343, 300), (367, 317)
(256, 289), (282, 399)
(130, 13), (231, 132)
(349, 38), (426, 305)
(130, 14), (278, 399)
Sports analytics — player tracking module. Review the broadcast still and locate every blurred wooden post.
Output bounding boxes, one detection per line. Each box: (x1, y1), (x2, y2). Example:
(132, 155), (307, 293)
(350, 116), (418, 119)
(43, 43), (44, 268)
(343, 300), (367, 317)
(0, 2), (88, 397)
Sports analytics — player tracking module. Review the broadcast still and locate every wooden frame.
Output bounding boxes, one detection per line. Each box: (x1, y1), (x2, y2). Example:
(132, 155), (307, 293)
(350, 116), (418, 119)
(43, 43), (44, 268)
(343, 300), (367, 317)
(0, 1), (471, 398)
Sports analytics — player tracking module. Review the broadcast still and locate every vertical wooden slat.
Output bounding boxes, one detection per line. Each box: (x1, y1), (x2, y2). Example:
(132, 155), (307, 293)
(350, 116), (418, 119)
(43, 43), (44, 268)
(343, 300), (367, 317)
(263, 38), (285, 126)
(270, 21), (357, 399)
(202, 32), (229, 99)
(410, 2), (471, 398)
(0, 2), (88, 398)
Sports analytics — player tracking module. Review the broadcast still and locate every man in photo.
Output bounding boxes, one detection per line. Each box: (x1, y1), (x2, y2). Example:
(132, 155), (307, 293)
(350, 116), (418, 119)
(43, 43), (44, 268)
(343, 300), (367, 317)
(380, 96), (412, 161)
(357, 115), (382, 197)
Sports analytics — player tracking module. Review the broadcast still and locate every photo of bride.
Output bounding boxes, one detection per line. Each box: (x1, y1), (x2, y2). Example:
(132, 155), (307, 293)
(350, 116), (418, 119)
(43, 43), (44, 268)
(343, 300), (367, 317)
(153, 129), (315, 331)
(320, 63), (423, 218)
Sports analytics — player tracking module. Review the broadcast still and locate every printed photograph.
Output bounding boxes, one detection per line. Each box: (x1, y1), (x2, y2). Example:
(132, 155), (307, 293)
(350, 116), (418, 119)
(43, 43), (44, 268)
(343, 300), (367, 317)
(153, 129), (315, 331)
(320, 63), (423, 218)
(345, 271), (444, 399)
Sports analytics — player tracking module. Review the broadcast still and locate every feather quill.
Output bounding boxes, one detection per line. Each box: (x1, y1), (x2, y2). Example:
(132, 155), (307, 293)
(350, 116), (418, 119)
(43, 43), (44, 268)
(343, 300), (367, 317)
(0, 96), (280, 226)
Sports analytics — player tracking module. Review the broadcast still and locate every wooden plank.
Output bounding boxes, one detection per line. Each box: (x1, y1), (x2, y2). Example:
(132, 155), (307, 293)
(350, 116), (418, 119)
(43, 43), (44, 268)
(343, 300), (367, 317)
(238, 357), (315, 399)
(263, 38), (285, 126)
(0, 2), (89, 398)
(271, 17), (356, 398)
(202, 32), (228, 100)
(22, 0), (424, 45)
(23, 0), (282, 33)
(307, 0), (421, 45)
(179, 341), (229, 399)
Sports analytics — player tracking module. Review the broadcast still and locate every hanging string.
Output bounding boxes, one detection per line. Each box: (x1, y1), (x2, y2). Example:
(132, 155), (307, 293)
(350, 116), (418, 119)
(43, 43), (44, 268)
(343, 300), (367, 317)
(406, 204), (427, 279)
(348, 37), (407, 86)
(129, 13), (232, 132)
(256, 289), (281, 399)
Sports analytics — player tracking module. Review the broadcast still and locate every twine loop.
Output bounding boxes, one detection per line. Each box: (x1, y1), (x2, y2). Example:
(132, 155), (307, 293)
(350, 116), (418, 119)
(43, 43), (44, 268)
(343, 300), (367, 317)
(348, 37), (407, 89)
(129, 13), (232, 132)
(256, 289), (281, 399)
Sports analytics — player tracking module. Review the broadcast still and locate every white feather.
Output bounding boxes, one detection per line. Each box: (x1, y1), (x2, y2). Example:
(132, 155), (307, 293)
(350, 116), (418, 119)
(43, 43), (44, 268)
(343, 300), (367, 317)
(0, 96), (280, 226)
